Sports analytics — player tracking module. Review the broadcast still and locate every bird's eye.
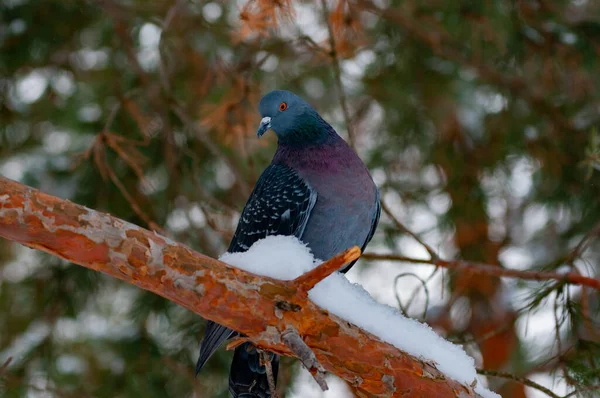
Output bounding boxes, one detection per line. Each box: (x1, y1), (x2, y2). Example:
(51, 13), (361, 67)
(279, 102), (287, 111)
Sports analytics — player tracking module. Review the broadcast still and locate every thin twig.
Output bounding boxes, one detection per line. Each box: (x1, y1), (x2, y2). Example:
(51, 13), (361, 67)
(157, 0), (187, 93)
(0, 357), (12, 376)
(105, 162), (165, 234)
(71, 102), (120, 171)
(260, 350), (280, 398)
(103, 102), (121, 132)
(281, 327), (328, 391)
(362, 253), (600, 290)
(477, 369), (560, 398)
(553, 294), (577, 388)
(321, 0), (356, 149)
(102, 0), (151, 86)
(404, 266), (439, 316)
(563, 384), (600, 398)
(103, 132), (149, 181)
(394, 272), (430, 320)
(73, 131), (164, 234)
(381, 199), (439, 260)
(565, 219), (600, 266)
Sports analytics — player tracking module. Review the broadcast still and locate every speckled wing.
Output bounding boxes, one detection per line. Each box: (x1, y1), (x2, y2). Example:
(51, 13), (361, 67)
(196, 164), (316, 376)
(228, 163), (317, 253)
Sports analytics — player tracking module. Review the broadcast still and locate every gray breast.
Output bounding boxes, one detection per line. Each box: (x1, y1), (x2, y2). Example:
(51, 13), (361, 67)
(300, 170), (377, 261)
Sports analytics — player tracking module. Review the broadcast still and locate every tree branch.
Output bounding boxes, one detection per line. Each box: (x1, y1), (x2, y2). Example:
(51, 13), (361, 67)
(0, 176), (485, 397)
(363, 253), (600, 290)
(477, 369), (560, 398)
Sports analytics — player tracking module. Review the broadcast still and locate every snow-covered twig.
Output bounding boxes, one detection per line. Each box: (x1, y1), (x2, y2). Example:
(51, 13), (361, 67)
(293, 246), (361, 292)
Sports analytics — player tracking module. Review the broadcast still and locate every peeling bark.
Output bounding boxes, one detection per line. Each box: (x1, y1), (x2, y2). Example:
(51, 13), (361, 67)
(0, 176), (485, 398)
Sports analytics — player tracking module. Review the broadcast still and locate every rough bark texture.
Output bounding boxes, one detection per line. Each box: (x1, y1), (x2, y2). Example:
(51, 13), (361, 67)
(0, 176), (485, 398)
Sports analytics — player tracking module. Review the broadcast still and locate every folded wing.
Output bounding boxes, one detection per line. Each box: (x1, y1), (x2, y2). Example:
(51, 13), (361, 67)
(196, 164), (317, 376)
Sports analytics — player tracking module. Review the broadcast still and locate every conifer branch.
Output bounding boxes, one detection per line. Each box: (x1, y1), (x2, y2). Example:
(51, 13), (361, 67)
(0, 176), (485, 398)
(356, 0), (579, 133)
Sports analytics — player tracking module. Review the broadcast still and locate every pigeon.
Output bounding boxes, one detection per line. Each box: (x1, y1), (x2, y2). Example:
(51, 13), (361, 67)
(196, 90), (380, 397)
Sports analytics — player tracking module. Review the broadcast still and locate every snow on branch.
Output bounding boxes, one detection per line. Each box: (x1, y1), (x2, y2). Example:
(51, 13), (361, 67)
(0, 176), (496, 398)
(293, 246), (361, 292)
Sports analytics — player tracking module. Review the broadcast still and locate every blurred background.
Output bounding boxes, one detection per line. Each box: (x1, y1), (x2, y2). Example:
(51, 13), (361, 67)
(1, 0), (599, 397)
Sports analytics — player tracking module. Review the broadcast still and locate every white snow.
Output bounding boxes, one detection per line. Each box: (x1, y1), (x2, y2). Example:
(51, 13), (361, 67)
(220, 235), (316, 280)
(220, 235), (500, 398)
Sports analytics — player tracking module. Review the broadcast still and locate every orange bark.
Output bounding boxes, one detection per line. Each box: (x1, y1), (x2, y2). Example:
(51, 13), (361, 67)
(0, 176), (486, 397)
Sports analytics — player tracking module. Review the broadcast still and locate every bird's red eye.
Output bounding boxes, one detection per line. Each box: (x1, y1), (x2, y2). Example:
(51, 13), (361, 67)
(279, 102), (287, 111)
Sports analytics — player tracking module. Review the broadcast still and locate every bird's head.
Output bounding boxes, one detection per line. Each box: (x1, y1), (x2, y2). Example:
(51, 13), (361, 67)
(257, 90), (333, 145)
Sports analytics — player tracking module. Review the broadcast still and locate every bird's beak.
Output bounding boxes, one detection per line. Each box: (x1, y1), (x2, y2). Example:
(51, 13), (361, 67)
(257, 116), (271, 138)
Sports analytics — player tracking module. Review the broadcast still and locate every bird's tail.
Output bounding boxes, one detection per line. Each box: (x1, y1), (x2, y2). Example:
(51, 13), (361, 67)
(196, 321), (235, 376)
(229, 342), (279, 398)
